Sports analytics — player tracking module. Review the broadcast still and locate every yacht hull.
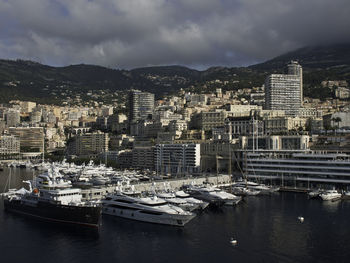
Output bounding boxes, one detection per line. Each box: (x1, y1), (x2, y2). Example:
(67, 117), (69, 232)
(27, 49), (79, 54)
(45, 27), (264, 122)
(4, 199), (102, 227)
(102, 206), (195, 226)
(320, 194), (341, 201)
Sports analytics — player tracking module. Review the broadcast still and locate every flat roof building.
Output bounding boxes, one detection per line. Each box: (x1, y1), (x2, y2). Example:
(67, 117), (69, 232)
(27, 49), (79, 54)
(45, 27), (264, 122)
(265, 61), (303, 116)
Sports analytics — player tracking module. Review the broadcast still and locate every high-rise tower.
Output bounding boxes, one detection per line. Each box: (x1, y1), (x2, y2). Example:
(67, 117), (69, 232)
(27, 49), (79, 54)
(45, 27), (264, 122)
(264, 61), (303, 116)
(128, 90), (155, 122)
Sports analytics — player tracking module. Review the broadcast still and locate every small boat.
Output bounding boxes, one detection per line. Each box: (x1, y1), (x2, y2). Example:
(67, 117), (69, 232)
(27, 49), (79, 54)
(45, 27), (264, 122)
(230, 238), (238, 245)
(320, 189), (341, 201)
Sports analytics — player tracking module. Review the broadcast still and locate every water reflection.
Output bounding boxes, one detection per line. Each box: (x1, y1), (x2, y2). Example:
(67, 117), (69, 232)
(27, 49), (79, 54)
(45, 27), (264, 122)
(321, 199), (342, 213)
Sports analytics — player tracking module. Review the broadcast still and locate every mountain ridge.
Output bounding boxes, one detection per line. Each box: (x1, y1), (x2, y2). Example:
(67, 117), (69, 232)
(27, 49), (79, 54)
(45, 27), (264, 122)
(0, 43), (349, 104)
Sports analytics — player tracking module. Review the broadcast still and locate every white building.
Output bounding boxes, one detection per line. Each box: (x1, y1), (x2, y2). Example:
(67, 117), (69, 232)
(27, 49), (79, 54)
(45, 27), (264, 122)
(155, 144), (201, 175)
(265, 61), (303, 116)
(129, 90), (155, 122)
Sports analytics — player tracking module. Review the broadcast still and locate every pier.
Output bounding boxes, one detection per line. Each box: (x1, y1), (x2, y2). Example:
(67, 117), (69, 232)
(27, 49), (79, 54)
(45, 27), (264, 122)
(279, 187), (310, 193)
(80, 174), (232, 201)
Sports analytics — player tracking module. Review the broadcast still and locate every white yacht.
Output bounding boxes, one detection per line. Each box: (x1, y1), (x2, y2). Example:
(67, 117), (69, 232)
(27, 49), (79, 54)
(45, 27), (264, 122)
(34, 166), (72, 189)
(186, 185), (241, 206)
(320, 189), (342, 201)
(231, 186), (260, 196)
(102, 192), (196, 226)
(156, 192), (199, 212)
(90, 175), (110, 186)
(175, 190), (209, 210)
(233, 180), (278, 194)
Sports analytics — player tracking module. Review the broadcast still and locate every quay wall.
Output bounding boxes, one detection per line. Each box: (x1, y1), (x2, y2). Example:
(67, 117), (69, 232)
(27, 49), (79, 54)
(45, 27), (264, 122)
(133, 175), (232, 192)
(81, 174), (232, 201)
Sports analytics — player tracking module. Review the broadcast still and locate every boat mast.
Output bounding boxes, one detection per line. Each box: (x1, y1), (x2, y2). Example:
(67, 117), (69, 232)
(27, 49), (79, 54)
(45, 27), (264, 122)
(252, 114), (255, 153)
(42, 132), (45, 164)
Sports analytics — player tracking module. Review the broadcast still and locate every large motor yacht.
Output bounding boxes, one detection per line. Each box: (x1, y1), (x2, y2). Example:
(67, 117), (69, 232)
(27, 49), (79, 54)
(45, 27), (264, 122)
(3, 185), (101, 227)
(186, 185), (241, 206)
(102, 192), (196, 226)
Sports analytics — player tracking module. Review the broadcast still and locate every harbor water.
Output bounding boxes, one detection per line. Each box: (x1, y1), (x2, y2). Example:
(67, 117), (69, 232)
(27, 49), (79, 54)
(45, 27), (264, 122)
(1, 168), (350, 263)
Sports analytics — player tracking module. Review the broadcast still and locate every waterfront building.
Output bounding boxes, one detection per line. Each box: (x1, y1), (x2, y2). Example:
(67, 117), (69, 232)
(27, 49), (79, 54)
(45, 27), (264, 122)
(155, 144), (201, 175)
(242, 150), (350, 187)
(129, 90), (155, 122)
(265, 61), (302, 116)
(9, 127), (44, 152)
(132, 146), (155, 170)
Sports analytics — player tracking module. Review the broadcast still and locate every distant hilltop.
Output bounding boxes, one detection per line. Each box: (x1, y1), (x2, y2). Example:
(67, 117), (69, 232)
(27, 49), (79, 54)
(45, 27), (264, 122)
(0, 43), (349, 104)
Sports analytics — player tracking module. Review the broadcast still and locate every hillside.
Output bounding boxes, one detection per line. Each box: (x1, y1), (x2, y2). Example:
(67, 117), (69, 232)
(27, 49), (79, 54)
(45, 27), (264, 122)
(250, 43), (350, 71)
(0, 43), (349, 104)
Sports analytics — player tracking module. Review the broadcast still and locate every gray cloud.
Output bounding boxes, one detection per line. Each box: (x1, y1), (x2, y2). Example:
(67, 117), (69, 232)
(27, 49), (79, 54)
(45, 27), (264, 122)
(0, 0), (349, 69)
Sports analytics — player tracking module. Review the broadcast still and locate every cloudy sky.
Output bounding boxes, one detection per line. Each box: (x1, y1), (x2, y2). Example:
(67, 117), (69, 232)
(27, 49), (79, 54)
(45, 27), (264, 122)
(0, 0), (349, 69)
